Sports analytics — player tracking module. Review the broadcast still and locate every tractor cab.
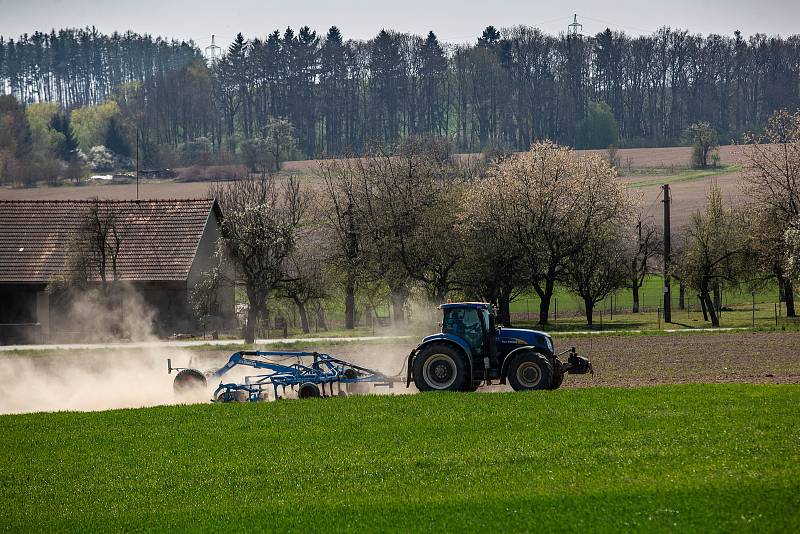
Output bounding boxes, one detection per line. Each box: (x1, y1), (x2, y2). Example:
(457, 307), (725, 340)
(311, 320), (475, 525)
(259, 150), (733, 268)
(440, 303), (494, 358)
(407, 302), (592, 392)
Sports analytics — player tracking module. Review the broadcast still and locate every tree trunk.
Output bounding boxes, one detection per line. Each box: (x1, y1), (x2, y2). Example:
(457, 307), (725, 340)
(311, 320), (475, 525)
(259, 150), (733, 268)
(713, 285), (721, 312)
(703, 291), (719, 327)
(498, 289), (512, 327)
(785, 278), (797, 318)
(294, 298), (310, 334)
(390, 289), (406, 323)
(244, 303), (258, 343)
(584, 298), (594, 326)
(631, 282), (640, 313)
(536, 278), (555, 325)
(698, 294), (708, 321)
(344, 273), (356, 330)
(315, 305), (328, 332)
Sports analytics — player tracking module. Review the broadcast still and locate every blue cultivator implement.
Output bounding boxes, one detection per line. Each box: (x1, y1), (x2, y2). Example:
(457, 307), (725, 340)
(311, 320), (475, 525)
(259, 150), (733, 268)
(168, 351), (398, 402)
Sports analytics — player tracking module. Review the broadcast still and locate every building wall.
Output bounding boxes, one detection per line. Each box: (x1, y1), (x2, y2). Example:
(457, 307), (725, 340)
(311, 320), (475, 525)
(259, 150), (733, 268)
(187, 208), (236, 333)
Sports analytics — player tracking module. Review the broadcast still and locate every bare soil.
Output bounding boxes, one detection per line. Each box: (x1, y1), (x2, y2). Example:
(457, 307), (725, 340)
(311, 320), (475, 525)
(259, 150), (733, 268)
(188, 329), (800, 391)
(2, 330), (797, 413)
(0, 145), (747, 229)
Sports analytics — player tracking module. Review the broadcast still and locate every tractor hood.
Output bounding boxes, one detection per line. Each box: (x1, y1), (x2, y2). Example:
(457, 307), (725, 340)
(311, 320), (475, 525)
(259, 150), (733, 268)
(496, 328), (554, 353)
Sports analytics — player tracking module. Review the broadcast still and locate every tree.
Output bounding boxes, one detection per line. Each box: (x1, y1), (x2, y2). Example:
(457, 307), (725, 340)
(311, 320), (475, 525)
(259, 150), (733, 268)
(239, 137), (274, 172)
(210, 175), (308, 343)
(564, 225), (629, 325)
(70, 100), (121, 149)
(85, 145), (115, 172)
(625, 215), (661, 312)
(674, 186), (747, 327)
(492, 141), (631, 324)
(357, 138), (466, 302)
(686, 121), (718, 168)
(317, 158), (364, 329)
(62, 199), (124, 296)
(277, 232), (330, 333)
(740, 109), (800, 316)
(786, 221), (800, 282)
(189, 255), (222, 337)
(265, 117), (297, 171)
(104, 116), (131, 158)
(576, 101), (619, 149)
(0, 94), (33, 185)
(458, 173), (528, 326)
(50, 111), (79, 161)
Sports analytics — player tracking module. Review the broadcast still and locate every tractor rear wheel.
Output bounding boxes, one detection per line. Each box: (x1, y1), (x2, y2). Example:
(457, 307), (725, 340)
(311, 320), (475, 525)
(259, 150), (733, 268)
(412, 344), (469, 392)
(507, 352), (553, 391)
(549, 370), (564, 390)
(173, 369), (207, 394)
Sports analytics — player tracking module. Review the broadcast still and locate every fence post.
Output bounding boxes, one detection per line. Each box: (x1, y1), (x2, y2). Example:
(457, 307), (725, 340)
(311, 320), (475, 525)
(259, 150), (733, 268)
(658, 307), (661, 330)
(600, 309), (603, 331)
(610, 295), (613, 321)
(751, 291), (755, 328)
(775, 303), (778, 327)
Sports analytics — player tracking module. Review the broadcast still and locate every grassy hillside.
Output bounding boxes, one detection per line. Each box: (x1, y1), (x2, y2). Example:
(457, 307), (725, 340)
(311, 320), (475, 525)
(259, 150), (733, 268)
(1, 385), (798, 531)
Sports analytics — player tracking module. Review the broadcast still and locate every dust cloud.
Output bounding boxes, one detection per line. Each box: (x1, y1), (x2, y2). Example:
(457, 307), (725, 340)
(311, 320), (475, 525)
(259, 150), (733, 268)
(0, 349), (206, 415)
(0, 342), (417, 415)
(0, 285), (425, 414)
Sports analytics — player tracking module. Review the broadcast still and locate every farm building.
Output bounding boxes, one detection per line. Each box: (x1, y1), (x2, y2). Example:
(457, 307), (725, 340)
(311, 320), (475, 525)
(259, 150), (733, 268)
(0, 199), (235, 344)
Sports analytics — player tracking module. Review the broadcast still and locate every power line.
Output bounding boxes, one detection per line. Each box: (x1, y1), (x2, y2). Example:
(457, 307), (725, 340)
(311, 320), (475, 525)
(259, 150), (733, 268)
(641, 188), (663, 221)
(579, 15), (654, 35)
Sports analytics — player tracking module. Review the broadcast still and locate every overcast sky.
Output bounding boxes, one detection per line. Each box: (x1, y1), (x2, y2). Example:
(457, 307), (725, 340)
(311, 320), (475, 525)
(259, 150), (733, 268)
(2, 0), (799, 50)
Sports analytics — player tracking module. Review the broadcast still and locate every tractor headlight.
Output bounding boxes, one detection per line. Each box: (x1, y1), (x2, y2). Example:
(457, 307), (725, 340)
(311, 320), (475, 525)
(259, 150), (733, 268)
(545, 336), (554, 353)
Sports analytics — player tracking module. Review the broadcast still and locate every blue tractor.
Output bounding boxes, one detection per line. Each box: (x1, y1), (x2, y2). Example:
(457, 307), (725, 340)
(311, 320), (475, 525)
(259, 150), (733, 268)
(406, 302), (592, 392)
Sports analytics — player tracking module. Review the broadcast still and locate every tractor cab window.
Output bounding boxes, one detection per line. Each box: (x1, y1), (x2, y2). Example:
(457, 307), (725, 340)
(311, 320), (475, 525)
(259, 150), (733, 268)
(442, 307), (485, 355)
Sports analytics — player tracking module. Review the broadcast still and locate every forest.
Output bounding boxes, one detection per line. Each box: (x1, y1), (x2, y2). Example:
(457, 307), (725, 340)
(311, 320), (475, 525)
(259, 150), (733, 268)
(1, 24), (799, 172)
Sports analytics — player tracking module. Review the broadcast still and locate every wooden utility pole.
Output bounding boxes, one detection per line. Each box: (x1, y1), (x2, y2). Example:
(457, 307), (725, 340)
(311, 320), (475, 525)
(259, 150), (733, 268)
(662, 184), (672, 323)
(135, 128), (140, 201)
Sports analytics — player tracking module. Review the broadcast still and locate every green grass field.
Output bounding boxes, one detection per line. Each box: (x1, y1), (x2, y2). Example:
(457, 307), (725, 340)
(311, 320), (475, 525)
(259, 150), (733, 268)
(2, 384), (798, 531)
(624, 165), (738, 188)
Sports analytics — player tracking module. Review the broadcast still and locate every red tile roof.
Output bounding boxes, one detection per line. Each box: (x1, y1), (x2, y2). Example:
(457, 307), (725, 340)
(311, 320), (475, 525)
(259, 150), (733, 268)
(0, 199), (219, 283)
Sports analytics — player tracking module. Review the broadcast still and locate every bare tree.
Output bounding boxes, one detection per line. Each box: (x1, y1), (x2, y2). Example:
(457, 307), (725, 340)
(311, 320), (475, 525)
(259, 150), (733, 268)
(625, 214), (661, 313)
(564, 226), (629, 325)
(360, 139), (467, 303)
(674, 186), (747, 327)
(277, 232), (330, 334)
(318, 157), (364, 329)
(62, 199), (124, 296)
(210, 175), (308, 343)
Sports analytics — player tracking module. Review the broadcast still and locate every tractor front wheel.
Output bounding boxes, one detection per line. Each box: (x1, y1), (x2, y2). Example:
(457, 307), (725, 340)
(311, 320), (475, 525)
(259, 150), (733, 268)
(412, 344), (469, 392)
(507, 352), (553, 391)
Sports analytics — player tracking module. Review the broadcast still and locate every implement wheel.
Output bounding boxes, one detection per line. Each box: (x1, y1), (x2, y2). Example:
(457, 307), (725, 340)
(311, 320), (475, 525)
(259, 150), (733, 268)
(173, 369), (207, 394)
(507, 352), (553, 391)
(298, 383), (321, 399)
(412, 344), (469, 392)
